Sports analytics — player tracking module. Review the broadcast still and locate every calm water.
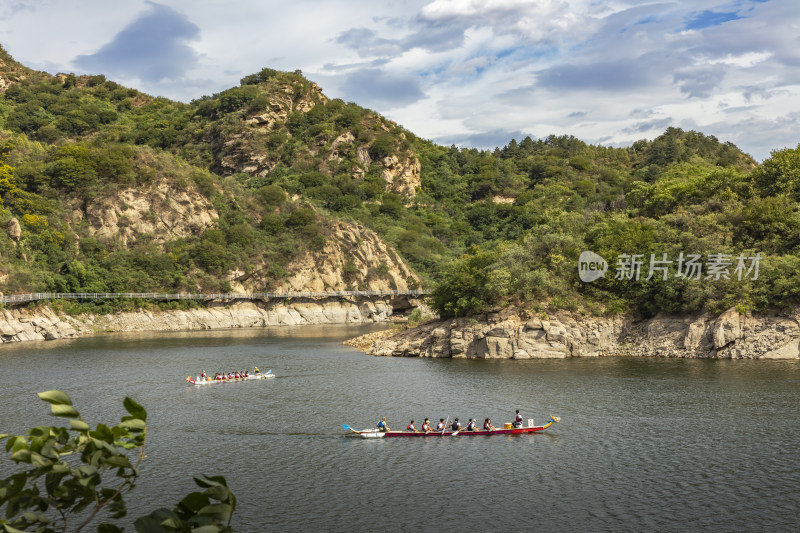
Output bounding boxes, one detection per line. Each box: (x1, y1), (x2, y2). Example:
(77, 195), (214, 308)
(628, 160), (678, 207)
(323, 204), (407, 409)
(0, 325), (798, 532)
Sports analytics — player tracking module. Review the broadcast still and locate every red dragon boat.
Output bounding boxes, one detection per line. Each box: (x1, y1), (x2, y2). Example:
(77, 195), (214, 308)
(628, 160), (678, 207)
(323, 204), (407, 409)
(343, 415), (560, 438)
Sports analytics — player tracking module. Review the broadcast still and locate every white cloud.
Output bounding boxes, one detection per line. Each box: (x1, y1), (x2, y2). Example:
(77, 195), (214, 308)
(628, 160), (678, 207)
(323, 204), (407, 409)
(0, 0), (797, 160)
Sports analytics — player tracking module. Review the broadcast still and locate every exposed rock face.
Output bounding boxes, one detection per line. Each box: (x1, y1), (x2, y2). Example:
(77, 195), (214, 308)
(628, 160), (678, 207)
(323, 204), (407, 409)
(350, 307), (800, 360)
(80, 179), (218, 247)
(6, 218), (21, 243)
(381, 154), (421, 197)
(244, 82), (328, 132)
(217, 83), (328, 177)
(229, 220), (421, 293)
(0, 297), (400, 344)
(0, 306), (82, 342)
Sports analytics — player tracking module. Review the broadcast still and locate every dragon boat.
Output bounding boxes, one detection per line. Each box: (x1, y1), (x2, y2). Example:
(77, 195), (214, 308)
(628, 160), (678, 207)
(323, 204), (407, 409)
(343, 416), (560, 438)
(186, 369), (274, 385)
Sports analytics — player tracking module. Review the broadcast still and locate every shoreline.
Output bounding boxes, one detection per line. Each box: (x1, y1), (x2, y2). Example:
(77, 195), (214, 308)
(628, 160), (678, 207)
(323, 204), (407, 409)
(0, 296), (414, 344)
(344, 306), (800, 360)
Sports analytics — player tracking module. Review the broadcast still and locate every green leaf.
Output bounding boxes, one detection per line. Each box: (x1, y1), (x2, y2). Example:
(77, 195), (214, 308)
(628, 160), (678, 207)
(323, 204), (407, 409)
(191, 526), (224, 533)
(49, 404), (80, 418)
(193, 475), (225, 489)
(123, 397), (147, 422)
(118, 419), (146, 431)
(30, 452), (53, 468)
(37, 390), (73, 406)
(90, 423), (114, 443)
(178, 491), (210, 513)
(97, 523), (125, 533)
(198, 503), (233, 521)
(10, 448), (31, 463)
(51, 463), (70, 474)
(203, 485), (230, 502)
(160, 517), (183, 528)
(21, 511), (49, 524)
(134, 510), (175, 533)
(69, 419), (90, 432)
(78, 464), (98, 477)
(103, 455), (131, 468)
(2, 524), (29, 533)
(7, 436), (27, 454)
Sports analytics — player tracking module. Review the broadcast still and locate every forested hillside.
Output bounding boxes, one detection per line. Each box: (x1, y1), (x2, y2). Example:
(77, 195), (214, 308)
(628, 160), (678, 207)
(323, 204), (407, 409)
(1, 44), (798, 318)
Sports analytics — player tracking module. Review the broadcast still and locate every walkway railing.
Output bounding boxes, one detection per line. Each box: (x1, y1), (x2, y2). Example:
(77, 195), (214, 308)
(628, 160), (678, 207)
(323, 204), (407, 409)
(0, 290), (430, 305)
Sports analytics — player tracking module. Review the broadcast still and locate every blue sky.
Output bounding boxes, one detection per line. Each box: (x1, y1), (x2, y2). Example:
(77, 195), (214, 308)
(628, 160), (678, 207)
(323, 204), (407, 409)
(0, 0), (797, 161)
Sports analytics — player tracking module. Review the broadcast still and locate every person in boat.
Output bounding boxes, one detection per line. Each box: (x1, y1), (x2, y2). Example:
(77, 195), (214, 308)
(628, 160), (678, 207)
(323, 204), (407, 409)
(484, 418), (496, 431)
(436, 418), (446, 431)
(254, 367), (260, 374)
(244, 370), (249, 377)
(513, 410), (523, 428)
(201, 371), (206, 379)
(407, 420), (418, 432)
(377, 417), (389, 432)
(465, 419), (478, 431)
(451, 418), (461, 432)
(421, 418), (432, 432)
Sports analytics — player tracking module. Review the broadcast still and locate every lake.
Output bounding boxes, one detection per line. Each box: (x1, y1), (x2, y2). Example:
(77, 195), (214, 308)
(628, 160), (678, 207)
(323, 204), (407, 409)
(1, 325), (798, 532)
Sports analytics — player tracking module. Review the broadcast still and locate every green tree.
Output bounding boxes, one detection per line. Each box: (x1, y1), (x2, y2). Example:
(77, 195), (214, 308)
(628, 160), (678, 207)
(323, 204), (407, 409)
(0, 391), (237, 532)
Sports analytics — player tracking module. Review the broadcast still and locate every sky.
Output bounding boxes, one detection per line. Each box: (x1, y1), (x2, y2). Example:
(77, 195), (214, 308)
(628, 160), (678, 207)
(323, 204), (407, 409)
(0, 0), (797, 161)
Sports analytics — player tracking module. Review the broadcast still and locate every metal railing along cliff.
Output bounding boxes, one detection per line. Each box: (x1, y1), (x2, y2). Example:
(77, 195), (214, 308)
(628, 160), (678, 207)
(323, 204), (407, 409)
(0, 290), (430, 305)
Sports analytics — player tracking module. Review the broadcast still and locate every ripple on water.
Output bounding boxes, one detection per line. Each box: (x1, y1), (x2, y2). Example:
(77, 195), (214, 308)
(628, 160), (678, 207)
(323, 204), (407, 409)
(0, 331), (798, 532)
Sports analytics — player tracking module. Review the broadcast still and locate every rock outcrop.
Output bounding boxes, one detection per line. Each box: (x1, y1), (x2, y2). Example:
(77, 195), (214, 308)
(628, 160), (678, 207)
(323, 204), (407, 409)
(381, 154), (421, 197)
(224, 219), (421, 293)
(0, 297), (404, 344)
(348, 307), (800, 360)
(79, 179), (218, 248)
(6, 218), (21, 243)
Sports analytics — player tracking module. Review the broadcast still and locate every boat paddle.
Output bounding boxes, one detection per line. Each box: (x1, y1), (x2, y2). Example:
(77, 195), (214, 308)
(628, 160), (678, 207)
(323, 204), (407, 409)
(442, 417), (458, 436)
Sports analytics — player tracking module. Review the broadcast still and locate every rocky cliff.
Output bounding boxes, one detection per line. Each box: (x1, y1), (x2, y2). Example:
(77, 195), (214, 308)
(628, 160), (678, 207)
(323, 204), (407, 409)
(78, 178), (219, 247)
(0, 296), (417, 343)
(262, 220), (420, 293)
(347, 307), (800, 360)
(67, 180), (419, 293)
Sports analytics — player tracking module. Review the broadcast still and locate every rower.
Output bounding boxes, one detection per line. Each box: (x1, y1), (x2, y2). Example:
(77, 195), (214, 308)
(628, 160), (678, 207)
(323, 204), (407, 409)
(436, 418), (445, 431)
(201, 370), (206, 378)
(377, 417), (389, 432)
(466, 418), (478, 431)
(254, 367), (260, 374)
(484, 418), (496, 431)
(421, 418), (431, 432)
(407, 420), (418, 432)
(451, 418), (461, 432)
(513, 410), (523, 428)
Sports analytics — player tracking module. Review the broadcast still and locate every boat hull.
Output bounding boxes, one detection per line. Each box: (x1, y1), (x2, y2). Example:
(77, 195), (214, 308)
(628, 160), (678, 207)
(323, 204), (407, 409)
(349, 417), (559, 438)
(186, 372), (275, 385)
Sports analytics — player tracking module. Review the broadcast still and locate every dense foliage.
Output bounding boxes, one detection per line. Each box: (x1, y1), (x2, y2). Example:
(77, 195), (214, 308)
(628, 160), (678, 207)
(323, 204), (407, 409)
(0, 392), (237, 532)
(1, 44), (799, 318)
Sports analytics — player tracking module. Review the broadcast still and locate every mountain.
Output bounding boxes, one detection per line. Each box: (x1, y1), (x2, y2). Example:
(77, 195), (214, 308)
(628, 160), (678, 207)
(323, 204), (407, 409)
(1, 44), (799, 320)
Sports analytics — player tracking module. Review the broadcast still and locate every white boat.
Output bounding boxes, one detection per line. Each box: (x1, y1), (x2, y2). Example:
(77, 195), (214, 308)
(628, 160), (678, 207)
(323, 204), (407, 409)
(186, 370), (274, 385)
